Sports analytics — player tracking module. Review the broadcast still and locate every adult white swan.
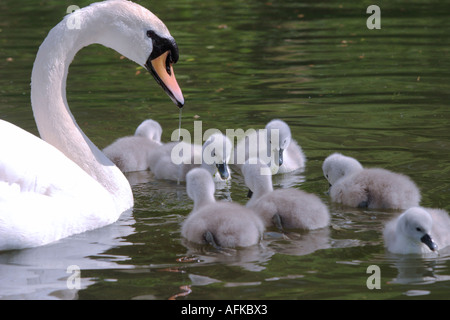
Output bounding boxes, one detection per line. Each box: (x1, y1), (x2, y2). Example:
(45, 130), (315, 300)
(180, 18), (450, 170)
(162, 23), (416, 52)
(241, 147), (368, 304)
(0, 0), (184, 250)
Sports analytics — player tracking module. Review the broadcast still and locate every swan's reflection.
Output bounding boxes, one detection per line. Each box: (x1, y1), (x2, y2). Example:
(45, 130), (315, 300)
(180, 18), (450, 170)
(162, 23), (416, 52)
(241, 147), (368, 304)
(387, 247), (450, 285)
(0, 210), (136, 299)
(180, 239), (275, 273)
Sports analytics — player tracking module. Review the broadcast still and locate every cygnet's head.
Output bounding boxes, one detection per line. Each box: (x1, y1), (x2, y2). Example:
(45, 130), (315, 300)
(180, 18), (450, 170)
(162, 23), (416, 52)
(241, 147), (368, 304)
(397, 207), (438, 252)
(202, 133), (232, 180)
(322, 153), (363, 186)
(134, 119), (162, 143)
(186, 168), (216, 206)
(80, 0), (184, 107)
(265, 119), (292, 167)
(242, 159), (273, 199)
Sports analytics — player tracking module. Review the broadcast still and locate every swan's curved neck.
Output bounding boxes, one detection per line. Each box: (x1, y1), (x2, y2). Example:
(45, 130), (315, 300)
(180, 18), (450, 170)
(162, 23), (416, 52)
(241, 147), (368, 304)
(31, 6), (133, 212)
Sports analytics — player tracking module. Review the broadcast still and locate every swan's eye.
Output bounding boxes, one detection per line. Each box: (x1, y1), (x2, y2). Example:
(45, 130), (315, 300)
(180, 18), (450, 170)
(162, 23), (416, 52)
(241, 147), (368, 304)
(416, 227), (422, 232)
(146, 29), (179, 73)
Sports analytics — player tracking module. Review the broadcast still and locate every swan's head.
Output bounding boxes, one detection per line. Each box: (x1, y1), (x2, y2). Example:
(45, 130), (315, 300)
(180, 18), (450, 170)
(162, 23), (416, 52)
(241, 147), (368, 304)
(397, 207), (438, 252)
(322, 153), (363, 186)
(265, 119), (292, 167)
(186, 168), (216, 204)
(202, 133), (233, 180)
(85, 0), (184, 107)
(242, 159), (273, 199)
(134, 119), (162, 143)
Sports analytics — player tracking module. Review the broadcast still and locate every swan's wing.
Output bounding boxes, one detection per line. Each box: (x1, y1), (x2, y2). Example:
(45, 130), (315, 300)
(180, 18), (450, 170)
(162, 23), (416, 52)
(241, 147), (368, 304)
(0, 120), (97, 196)
(0, 120), (116, 250)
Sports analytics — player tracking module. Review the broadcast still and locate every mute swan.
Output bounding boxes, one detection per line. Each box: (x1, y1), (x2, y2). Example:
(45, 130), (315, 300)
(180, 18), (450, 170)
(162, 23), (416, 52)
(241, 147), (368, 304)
(322, 153), (421, 209)
(181, 168), (264, 248)
(103, 119), (163, 172)
(383, 207), (450, 254)
(242, 161), (330, 231)
(148, 133), (232, 182)
(234, 119), (306, 175)
(0, 0), (184, 250)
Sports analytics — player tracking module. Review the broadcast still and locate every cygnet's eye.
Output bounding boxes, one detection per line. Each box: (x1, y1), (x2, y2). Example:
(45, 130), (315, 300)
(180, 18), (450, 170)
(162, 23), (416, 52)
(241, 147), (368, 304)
(416, 227), (422, 232)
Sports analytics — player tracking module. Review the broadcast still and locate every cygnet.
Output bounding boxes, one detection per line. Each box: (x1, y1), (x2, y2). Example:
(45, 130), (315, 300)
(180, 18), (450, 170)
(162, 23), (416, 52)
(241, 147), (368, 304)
(242, 161), (330, 231)
(181, 168), (265, 248)
(383, 207), (450, 254)
(234, 119), (306, 174)
(103, 119), (162, 172)
(148, 133), (233, 182)
(322, 153), (421, 209)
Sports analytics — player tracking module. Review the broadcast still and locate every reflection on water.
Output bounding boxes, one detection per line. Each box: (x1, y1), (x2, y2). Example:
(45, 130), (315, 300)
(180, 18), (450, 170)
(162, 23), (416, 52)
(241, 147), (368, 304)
(1, 0), (450, 299)
(386, 248), (450, 286)
(0, 210), (135, 299)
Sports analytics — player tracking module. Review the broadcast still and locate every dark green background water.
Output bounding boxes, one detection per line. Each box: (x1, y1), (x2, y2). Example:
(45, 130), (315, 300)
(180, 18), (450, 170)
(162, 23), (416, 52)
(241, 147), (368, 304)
(0, 0), (449, 299)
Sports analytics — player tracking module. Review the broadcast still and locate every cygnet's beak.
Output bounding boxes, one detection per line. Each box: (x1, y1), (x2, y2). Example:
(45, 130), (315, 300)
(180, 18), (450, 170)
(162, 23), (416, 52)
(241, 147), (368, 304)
(146, 51), (184, 108)
(247, 189), (253, 199)
(216, 163), (229, 180)
(325, 183), (331, 195)
(421, 234), (438, 252)
(278, 148), (284, 166)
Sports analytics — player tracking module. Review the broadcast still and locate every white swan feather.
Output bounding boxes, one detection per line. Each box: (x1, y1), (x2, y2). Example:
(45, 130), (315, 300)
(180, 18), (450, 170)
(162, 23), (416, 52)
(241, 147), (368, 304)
(0, 0), (184, 250)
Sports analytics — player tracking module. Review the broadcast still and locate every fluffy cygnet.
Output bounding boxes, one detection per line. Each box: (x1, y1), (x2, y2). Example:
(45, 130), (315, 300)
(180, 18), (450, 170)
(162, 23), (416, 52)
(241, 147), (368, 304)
(148, 133), (233, 182)
(383, 207), (450, 254)
(322, 153), (421, 209)
(242, 161), (330, 231)
(234, 119), (306, 174)
(103, 119), (162, 172)
(181, 168), (265, 248)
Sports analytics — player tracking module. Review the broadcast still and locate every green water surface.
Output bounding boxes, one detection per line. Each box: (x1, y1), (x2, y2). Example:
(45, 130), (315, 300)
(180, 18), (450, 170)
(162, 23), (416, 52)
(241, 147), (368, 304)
(0, 0), (449, 300)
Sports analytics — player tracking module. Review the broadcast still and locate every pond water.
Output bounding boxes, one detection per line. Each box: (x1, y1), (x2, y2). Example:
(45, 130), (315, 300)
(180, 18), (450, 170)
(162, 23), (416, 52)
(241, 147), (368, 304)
(1, 0), (450, 300)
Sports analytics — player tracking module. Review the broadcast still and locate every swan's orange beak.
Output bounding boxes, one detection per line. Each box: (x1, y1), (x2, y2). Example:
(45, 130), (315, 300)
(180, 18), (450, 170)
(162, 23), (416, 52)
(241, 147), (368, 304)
(148, 51), (184, 108)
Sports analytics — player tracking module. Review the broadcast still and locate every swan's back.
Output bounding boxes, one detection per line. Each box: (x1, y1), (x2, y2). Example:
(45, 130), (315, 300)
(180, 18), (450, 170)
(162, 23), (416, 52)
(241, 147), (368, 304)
(103, 136), (161, 172)
(242, 160), (329, 230)
(148, 141), (201, 181)
(330, 168), (421, 209)
(102, 119), (163, 172)
(181, 202), (264, 248)
(251, 188), (330, 230)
